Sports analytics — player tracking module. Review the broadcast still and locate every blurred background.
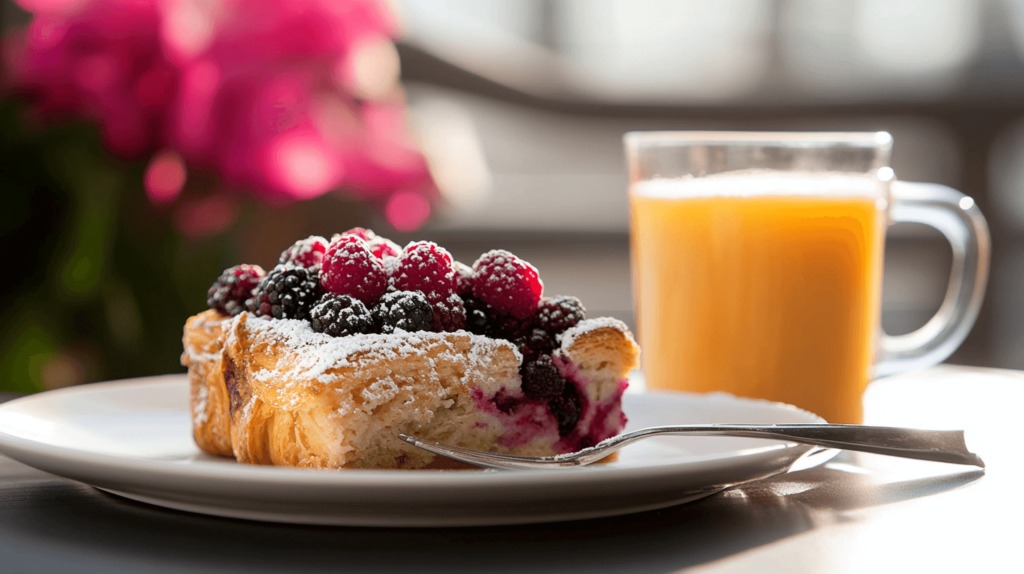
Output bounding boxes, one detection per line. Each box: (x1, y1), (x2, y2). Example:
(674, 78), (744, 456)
(1, 0), (1022, 393)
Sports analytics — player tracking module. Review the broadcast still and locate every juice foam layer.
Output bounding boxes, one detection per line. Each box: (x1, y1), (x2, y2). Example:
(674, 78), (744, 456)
(632, 170), (883, 200)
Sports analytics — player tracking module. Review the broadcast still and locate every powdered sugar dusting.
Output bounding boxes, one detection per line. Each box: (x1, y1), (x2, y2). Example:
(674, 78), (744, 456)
(193, 382), (209, 425)
(470, 250), (544, 320)
(558, 317), (632, 351)
(319, 236), (387, 304)
(278, 235), (327, 267)
(240, 314), (522, 389)
(185, 349), (221, 363)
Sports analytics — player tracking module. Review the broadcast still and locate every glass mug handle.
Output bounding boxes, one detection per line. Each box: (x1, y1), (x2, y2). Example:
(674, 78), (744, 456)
(874, 180), (991, 378)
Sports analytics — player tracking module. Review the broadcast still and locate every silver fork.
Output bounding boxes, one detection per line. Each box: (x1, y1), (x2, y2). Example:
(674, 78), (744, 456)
(399, 424), (985, 471)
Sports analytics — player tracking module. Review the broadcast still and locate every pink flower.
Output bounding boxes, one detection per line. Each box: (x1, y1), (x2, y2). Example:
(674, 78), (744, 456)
(4, 0), (436, 230)
(6, 0), (176, 156)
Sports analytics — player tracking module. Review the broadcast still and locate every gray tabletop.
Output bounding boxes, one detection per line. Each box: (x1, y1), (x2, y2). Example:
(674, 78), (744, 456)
(0, 365), (1018, 573)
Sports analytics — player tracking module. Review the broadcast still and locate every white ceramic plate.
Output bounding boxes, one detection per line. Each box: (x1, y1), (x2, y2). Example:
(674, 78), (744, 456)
(0, 375), (833, 526)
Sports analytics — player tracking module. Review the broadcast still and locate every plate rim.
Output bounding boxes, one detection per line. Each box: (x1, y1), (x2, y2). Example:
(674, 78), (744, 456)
(0, 375), (837, 526)
(0, 374), (827, 487)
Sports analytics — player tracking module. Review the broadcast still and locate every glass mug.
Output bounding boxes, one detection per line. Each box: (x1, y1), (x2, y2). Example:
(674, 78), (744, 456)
(624, 132), (989, 424)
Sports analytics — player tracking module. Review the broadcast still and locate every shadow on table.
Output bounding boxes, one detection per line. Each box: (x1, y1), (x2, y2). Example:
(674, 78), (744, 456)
(0, 453), (983, 574)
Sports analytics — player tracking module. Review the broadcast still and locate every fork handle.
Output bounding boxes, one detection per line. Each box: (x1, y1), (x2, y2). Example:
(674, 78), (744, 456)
(627, 424), (984, 467)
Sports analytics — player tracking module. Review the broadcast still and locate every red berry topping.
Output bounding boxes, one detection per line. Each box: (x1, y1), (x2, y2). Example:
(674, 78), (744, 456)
(340, 227), (374, 242)
(471, 250), (543, 320)
(207, 264), (265, 316)
(319, 236), (387, 306)
(390, 241), (457, 306)
(338, 228), (400, 259)
(367, 236), (401, 259)
(278, 235), (328, 268)
(453, 261), (474, 296)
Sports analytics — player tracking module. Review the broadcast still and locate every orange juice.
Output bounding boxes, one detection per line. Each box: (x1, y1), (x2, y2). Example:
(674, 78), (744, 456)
(630, 173), (887, 423)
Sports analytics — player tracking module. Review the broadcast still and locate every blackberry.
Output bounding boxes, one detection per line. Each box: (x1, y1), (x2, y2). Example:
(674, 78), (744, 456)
(512, 328), (556, 362)
(549, 384), (581, 434)
(434, 293), (467, 332)
(535, 296), (586, 334)
(207, 264), (265, 316)
(251, 265), (321, 320)
(462, 295), (528, 340)
(463, 296), (491, 336)
(493, 314), (530, 341)
(520, 355), (565, 399)
(310, 294), (373, 337)
(373, 291), (434, 334)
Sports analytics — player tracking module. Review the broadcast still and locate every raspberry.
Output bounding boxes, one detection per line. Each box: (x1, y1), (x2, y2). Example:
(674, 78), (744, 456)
(278, 236), (328, 268)
(390, 241), (457, 303)
(390, 241), (462, 330)
(453, 261), (474, 296)
(367, 236), (401, 259)
(549, 386), (581, 434)
(471, 250), (543, 320)
(520, 355), (565, 399)
(339, 227), (372, 241)
(338, 228), (400, 259)
(310, 294), (374, 337)
(373, 291), (434, 334)
(536, 296), (586, 334)
(434, 293), (467, 332)
(251, 265), (321, 320)
(319, 236), (387, 306)
(207, 264), (265, 316)
(513, 328), (556, 362)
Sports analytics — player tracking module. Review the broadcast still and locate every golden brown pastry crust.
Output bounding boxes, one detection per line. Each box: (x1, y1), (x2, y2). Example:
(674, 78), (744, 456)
(181, 309), (233, 457)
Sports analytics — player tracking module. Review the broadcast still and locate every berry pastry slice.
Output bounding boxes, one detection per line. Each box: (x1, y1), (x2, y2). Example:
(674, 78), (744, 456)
(182, 233), (640, 469)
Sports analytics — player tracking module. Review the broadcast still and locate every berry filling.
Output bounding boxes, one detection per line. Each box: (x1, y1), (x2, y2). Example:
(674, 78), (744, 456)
(521, 355), (565, 399)
(470, 353), (628, 450)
